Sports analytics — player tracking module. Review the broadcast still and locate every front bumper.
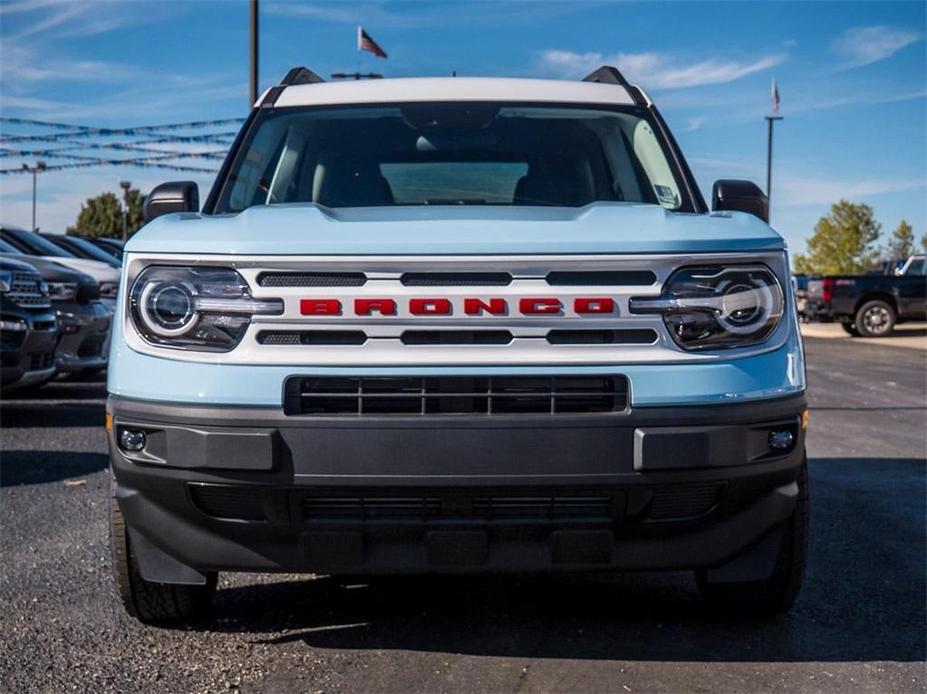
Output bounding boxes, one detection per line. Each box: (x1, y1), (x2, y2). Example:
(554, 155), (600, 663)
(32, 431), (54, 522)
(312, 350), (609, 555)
(1, 310), (58, 390)
(54, 300), (111, 372)
(109, 392), (806, 578)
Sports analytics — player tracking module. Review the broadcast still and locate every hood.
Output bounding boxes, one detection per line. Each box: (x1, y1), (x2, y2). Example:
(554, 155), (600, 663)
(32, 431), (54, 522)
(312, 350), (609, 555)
(0, 255), (41, 274)
(127, 203), (785, 256)
(0, 253), (95, 284)
(33, 256), (120, 281)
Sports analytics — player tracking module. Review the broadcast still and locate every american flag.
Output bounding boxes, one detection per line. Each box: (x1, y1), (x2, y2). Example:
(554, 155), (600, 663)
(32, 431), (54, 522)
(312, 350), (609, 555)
(771, 79), (780, 115)
(357, 26), (388, 59)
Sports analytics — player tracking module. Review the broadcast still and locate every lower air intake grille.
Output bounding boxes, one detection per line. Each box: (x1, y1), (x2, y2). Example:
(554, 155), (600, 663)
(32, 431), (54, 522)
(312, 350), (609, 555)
(189, 485), (266, 521)
(284, 375), (629, 416)
(648, 483), (726, 520)
(301, 495), (615, 523)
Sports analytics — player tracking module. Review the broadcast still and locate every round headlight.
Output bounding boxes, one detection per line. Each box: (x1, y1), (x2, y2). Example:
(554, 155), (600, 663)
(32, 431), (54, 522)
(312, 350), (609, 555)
(138, 281), (197, 336)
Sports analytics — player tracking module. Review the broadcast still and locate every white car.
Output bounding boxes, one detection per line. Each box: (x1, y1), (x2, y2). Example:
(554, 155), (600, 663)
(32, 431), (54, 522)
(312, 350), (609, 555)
(1, 226), (119, 309)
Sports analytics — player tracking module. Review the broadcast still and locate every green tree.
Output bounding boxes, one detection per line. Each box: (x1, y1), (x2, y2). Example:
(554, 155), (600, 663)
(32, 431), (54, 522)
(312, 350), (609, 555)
(792, 200), (881, 275)
(888, 219), (915, 260)
(67, 187), (145, 238)
(921, 232), (927, 253)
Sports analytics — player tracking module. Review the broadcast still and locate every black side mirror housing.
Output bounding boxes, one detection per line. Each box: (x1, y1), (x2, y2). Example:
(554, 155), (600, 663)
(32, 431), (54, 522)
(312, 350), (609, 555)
(712, 180), (769, 223)
(143, 181), (199, 224)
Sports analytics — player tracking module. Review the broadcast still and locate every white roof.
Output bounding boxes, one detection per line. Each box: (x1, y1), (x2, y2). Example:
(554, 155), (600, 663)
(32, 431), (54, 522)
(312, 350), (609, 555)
(269, 77), (636, 109)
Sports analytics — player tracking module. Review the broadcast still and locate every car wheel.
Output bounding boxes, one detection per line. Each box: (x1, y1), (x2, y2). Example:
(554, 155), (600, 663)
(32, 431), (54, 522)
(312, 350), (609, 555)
(840, 322), (860, 337)
(854, 300), (896, 337)
(110, 498), (217, 624)
(696, 456), (808, 616)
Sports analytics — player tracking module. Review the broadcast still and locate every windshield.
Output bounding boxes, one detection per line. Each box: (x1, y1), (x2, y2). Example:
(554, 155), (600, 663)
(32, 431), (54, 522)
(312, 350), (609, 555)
(48, 235), (121, 266)
(1, 228), (77, 258)
(215, 103), (687, 212)
(0, 239), (23, 254)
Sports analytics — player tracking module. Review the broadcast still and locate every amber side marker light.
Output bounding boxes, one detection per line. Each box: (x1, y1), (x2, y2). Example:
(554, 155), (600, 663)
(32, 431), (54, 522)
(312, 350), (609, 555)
(801, 409), (809, 430)
(105, 411), (113, 433)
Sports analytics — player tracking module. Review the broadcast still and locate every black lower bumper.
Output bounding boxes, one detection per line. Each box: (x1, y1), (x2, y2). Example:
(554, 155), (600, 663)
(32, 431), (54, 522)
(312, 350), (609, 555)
(108, 393), (807, 580)
(1, 311), (58, 390)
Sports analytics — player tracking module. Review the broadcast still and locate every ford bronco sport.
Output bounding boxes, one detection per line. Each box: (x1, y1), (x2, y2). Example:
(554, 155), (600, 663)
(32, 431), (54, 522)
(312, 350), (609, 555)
(107, 66), (808, 623)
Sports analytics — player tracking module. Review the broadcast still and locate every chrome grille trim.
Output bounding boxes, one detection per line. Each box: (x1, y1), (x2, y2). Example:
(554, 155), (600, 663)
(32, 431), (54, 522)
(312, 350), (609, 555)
(122, 252), (792, 366)
(7, 270), (51, 309)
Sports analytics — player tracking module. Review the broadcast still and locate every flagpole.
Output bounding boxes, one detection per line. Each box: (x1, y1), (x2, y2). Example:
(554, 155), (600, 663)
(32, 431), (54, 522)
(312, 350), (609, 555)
(765, 79), (783, 223)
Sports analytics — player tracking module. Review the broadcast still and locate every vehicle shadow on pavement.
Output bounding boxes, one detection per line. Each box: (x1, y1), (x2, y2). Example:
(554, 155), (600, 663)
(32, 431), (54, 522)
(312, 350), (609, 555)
(195, 456), (925, 664)
(0, 451), (108, 486)
(0, 374), (107, 429)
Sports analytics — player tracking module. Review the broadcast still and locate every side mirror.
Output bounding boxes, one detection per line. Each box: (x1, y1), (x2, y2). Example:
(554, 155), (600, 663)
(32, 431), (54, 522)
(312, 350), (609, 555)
(143, 181), (199, 224)
(712, 180), (768, 222)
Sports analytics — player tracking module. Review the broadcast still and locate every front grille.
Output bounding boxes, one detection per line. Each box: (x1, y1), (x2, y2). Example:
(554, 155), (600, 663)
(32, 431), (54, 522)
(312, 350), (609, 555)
(257, 330), (367, 346)
(28, 352), (54, 371)
(547, 329), (657, 345)
(546, 271), (656, 286)
(258, 272), (366, 287)
(401, 272), (512, 286)
(648, 483), (726, 520)
(6, 270), (50, 308)
(400, 330), (513, 345)
(284, 375), (629, 416)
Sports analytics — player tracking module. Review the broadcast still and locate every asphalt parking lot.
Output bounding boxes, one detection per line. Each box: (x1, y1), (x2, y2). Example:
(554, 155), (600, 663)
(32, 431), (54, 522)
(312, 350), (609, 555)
(1, 336), (924, 693)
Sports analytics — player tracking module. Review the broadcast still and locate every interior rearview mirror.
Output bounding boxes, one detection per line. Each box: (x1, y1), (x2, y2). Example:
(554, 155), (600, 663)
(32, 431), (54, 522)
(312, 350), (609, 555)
(712, 180), (769, 223)
(144, 181), (199, 224)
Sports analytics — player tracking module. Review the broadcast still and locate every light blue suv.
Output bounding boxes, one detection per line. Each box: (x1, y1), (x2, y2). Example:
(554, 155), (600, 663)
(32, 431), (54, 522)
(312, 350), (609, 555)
(107, 66), (808, 623)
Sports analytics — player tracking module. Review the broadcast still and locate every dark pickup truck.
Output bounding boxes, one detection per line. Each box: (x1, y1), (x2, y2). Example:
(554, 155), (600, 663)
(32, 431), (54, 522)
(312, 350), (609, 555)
(806, 255), (927, 336)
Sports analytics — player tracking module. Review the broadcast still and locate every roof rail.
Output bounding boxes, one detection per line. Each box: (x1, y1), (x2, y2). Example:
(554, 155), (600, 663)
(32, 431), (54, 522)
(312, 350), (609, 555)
(260, 66), (325, 108)
(582, 65), (646, 106)
(281, 66), (325, 86)
(582, 65), (630, 87)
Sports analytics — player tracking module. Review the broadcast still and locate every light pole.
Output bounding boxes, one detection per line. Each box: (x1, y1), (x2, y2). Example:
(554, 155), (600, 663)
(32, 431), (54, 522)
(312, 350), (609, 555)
(249, 0), (259, 105)
(21, 161), (47, 231)
(120, 180), (131, 241)
(765, 115), (783, 222)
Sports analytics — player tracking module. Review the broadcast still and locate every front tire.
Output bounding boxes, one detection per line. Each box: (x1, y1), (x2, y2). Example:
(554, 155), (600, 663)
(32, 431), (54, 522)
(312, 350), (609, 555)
(110, 499), (217, 624)
(696, 458), (808, 616)
(854, 299), (896, 337)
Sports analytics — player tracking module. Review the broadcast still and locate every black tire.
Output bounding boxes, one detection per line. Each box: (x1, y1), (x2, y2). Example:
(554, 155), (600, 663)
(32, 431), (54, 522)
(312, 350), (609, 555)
(110, 499), (217, 624)
(854, 299), (896, 337)
(696, 457), (808, 616)
(840, 322), (860, 337)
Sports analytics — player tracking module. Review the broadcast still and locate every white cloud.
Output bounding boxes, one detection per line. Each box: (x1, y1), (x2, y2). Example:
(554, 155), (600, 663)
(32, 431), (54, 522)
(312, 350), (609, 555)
(0, 45), (143, 90)
(2, 0), (182, 40)
(683, 117), (705, 132)
(264, 1), (583, 29)
(776, 176), (926, 207)
(833, 26), (922, 69)
(539, 49), (786, 89)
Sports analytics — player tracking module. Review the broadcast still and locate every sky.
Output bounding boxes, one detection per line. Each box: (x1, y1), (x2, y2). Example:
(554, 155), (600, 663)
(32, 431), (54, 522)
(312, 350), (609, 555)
(0, 0), (925, 254)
